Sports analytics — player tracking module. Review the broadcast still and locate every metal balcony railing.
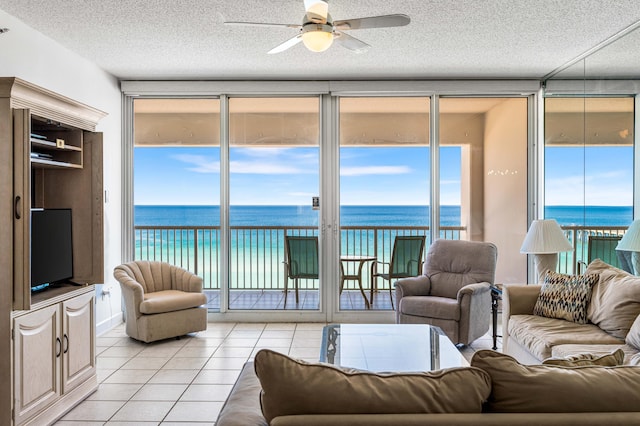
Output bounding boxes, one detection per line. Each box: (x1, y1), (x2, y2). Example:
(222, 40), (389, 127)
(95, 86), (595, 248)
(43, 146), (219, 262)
(134, 224), (628, 290)
(134, 225), (465, 291)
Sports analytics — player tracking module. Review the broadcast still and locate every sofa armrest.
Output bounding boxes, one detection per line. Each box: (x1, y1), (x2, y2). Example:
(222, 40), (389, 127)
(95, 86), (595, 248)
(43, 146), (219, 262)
(502, 284), (541, 353)
(503, 284), (541, 316)
(216, 362), (267, 426)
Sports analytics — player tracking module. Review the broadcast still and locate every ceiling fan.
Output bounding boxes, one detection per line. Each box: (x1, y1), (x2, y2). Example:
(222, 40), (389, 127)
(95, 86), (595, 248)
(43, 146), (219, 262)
(225, 0), (410, 54)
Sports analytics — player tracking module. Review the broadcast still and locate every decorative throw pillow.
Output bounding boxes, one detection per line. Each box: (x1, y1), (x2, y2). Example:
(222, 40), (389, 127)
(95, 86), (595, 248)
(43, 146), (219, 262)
(533, 271), (598, 324)
(542, 348), (625, 367)
(586, 259), (640, 339)
(253, 349), (491, 423)
(470, 349), (640, 413)
(626, 314), (640, 350)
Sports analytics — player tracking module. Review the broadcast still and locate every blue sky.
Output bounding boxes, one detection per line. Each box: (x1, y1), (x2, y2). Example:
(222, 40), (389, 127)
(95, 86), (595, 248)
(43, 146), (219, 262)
(545, 146), (633, 206)
(134, 145), (631, 207)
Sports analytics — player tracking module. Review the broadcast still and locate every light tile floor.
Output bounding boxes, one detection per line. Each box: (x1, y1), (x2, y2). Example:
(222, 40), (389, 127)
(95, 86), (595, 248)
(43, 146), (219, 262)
(55, 321), (502, 425)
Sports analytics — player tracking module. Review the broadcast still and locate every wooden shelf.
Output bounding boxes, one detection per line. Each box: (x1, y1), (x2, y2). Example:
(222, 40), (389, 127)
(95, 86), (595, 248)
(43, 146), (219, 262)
(30, 116), (84, 169)
(31, 158), (83, 169)
(31, 139), (82, 152)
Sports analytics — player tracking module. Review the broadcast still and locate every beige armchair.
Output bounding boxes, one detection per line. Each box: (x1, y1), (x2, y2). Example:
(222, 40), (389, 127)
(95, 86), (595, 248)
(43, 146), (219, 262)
(395, 239), (497, 345)
(114, 260), (208, 343)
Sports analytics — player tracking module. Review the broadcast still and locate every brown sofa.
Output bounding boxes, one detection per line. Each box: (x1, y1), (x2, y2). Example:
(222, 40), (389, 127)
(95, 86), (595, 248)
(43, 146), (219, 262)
(503, 259), (640, 365)
(215, 349), (640, 426)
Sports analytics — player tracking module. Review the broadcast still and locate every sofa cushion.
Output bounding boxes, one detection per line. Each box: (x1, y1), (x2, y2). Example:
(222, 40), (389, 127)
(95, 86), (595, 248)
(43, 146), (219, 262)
(586, 259), (640, 339)
(140, 289), (207, 314)
(533, 271), (598, 324)
(253, 349), (491, 423)
(542, 348), (625, 366)
(508, 314), (622, 360)
(471, 349), (640, 413)
(550, 344), (639, 365)
(625, 314), (640, 349)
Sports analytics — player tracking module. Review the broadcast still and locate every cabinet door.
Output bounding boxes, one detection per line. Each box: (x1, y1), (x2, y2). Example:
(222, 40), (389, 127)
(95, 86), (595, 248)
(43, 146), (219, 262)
(13, 304), (61, 425)
(42, 132), (104, 284)
(62, 292), (96, 393)
(13, 108), (31, 311)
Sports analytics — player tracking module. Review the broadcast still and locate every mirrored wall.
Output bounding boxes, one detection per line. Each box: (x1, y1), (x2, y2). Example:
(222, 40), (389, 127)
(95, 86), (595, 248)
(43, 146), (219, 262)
(543, 24), (640, 274)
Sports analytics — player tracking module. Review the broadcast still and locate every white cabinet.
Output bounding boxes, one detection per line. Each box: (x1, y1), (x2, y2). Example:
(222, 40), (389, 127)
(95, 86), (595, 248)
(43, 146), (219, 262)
(12, 288), (97, 426)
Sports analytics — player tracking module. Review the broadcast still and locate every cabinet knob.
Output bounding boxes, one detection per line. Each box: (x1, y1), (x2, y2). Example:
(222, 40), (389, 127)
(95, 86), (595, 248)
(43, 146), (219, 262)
(63, 334), (69, 354)
(55, 337), (62, 358)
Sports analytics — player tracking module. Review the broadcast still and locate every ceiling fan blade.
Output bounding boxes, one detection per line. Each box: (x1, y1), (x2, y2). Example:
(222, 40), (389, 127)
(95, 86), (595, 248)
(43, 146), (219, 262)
(224, 21), (301, 29)
(268, 34), (303, 54)
(334, 14), (410, 31)
(304, 0), (329, 23)
(334, 31), (370, 53)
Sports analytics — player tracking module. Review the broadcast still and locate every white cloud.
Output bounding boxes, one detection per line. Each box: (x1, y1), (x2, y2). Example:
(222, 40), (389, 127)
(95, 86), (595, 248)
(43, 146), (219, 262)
(172, 154), (219, 173)
(230, 161), (304, 174)
(340, 166), (412, 176)
(546, 171), (632, 205)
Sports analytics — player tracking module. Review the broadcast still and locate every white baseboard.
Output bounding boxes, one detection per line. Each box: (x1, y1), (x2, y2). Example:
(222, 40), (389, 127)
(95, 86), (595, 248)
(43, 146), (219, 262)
(97, 311), (124, 336)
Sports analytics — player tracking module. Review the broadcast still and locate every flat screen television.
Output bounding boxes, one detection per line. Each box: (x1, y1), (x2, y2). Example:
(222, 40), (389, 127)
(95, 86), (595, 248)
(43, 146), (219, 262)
(31, 208), (73, 289)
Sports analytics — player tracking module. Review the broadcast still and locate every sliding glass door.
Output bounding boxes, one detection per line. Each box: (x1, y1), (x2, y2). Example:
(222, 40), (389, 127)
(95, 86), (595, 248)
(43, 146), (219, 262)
(133, 98), (221, 309)
(228, 97), (320, 310)
(338, 97), (430, 311)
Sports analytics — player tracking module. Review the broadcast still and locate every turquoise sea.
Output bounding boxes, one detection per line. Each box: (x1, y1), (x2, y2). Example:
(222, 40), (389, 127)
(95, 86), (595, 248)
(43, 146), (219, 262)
(134, 205), (633, 227)
(133, 205), (632, 290)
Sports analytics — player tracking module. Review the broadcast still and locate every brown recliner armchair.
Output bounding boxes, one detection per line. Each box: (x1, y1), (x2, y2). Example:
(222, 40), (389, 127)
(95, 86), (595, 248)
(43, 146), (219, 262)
(114, 260), (208, 343)
(395, 239), (497, 345)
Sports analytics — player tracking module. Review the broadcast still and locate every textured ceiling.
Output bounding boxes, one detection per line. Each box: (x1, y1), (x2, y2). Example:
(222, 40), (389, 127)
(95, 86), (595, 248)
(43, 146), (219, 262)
(1, 0), (640, 80)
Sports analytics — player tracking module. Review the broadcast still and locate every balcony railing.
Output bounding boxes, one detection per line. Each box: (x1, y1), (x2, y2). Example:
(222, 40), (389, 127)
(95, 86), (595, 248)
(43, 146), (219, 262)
(134, 224), (628, 291)
(557, 226), (627, 275)
(134, 225), (465, 291)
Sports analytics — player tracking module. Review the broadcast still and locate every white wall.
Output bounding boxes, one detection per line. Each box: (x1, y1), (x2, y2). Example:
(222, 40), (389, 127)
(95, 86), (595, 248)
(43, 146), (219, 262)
(0, 9), (123, 333)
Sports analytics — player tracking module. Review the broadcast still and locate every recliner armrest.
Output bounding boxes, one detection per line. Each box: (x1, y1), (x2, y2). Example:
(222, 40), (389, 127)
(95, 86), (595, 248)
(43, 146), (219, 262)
(395, 275), (431, 298)
(456, 282), (490, 301)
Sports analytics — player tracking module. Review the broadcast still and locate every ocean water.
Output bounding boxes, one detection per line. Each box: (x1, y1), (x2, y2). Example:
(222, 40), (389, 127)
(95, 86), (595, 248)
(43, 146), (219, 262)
(134, 205), (633, 227)
(133, 205), (632, 290)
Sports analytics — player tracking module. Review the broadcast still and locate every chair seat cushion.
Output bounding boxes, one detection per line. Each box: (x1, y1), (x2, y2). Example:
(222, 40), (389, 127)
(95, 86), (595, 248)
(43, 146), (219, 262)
(140, 290), (207, 314)
(399, 296), (460, 321)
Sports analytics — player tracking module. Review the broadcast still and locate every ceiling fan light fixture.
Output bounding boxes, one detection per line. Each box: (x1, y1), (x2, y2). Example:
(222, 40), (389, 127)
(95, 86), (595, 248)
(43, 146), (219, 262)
(302, 28), (333, 52)
(304, 0), (329, 21)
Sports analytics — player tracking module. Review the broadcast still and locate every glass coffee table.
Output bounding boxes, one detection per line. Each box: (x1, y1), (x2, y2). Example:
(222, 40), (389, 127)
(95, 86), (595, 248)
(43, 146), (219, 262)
(319, 324), (468, 372)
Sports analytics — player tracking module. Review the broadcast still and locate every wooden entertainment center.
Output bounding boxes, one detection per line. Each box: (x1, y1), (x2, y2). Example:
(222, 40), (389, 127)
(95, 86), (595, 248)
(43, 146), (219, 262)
(0, 78), (106, 425)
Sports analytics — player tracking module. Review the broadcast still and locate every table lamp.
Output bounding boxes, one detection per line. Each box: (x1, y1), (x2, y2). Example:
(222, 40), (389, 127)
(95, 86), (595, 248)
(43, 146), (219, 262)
(520, 219), (573, 284)
(616, 219), (640, 275)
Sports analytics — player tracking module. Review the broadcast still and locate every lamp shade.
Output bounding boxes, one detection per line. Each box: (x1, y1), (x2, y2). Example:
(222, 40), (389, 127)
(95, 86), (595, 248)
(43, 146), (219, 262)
(617, 220), (640, 251)
(520, 219), (572, 254)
